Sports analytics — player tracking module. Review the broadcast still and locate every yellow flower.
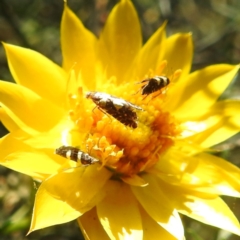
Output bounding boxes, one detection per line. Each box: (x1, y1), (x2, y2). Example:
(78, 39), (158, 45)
(0, 0), (240, 239)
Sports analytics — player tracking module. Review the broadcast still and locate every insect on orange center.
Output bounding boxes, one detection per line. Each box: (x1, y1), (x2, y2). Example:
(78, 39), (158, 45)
(61, 70), (181, 177)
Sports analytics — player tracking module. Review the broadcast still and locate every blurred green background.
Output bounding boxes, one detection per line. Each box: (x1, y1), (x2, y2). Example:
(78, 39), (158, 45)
(0, 0), (239, 239)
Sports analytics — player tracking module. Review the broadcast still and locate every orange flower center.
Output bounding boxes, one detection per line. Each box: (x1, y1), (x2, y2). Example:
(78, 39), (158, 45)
(66, 68), (181, 178)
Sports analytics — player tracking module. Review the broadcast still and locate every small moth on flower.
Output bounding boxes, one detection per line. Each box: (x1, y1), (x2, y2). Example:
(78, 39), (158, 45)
(137, 76), (170, 98)
(86, 91), (143, 129)
(55, 146), (99, 165)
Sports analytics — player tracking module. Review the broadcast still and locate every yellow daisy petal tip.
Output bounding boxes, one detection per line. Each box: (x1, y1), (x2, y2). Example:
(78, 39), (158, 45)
(121, 175), (149, 186)
(181, 32), (193, 41)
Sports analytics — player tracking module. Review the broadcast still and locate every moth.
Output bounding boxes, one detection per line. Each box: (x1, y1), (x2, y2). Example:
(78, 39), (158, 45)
(137, 76), (170, 98)
(86, 91), (143, 128)
(55, 146), (99, 165)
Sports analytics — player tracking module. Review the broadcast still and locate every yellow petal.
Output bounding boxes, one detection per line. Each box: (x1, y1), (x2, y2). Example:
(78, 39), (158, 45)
(3, 152), (63, 180)
(140, 207), (182, 240)
(0, 132), (65, 179)
(78, 208), (110, 240)
(98, 0), (141, 83)
(61, 4), (97, 89)
(131, 174), (184, 240)
(193, 153), (240, 197)
(121, 174), (148, 186)
(3, 43), (67, 106)
(97, 181), (143, 240)
(168, 64), (239, 118)
(0, 81), (64, 134)
(191, 100), (240, 147)
(134, 22), (167, 78)
(161, 33), (193, 79)
(29, 182), (81, 233)
(152, 144), (240, 197)
(21, 118), (75, 149)
(43, 165), (112, 212)
(179, 197), (240, 236)
(0, 131), (30, 161)
(155, 171), (240, 236)
(0, 108), (18, 132)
